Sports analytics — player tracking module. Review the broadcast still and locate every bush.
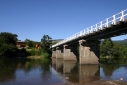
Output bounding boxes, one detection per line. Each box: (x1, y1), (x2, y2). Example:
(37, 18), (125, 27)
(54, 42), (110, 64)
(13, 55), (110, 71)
(42, 52), (50, 58)
(0, 32), (18, 57)
(28, 48), (36, 56)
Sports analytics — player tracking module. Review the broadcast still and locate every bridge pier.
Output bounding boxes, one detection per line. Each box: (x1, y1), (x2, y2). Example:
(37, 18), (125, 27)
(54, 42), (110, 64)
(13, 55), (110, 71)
(52, 48), (56, 58)
(79, 40), (100, 64)
(63, 44), (78, 61)
(56, 47), (63, 58)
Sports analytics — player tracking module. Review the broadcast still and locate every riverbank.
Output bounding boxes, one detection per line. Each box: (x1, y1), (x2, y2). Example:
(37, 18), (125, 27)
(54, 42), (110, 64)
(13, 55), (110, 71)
(65, 80), (127, 85)
(27, 56), (42, 59)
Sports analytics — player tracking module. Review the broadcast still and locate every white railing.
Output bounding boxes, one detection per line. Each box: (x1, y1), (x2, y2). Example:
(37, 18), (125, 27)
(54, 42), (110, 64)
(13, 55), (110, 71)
(52, 9), (127, 48)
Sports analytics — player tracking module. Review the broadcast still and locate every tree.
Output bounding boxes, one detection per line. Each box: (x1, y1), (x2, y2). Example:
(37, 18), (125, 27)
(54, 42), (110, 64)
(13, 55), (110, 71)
(25, 39), (34, 48)
(100, 38), (127, 60)
(41, 35), (52, 52)
(0, 32), (18, 57)
(100, 38), (114, 57)
(25, 39), (41, 48)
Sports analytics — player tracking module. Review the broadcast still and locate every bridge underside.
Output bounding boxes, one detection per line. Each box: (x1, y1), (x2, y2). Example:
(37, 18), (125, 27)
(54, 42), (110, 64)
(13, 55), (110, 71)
(52, 20), (127, 64)
(85, 20), (127, 40)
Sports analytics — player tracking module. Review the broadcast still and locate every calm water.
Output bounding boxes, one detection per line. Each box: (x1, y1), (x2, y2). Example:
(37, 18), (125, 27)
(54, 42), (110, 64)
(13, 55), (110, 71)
(0, 58), (127, 85)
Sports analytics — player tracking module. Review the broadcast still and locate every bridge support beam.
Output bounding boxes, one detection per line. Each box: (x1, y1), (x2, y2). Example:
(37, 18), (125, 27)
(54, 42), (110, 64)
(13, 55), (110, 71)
(56, 47), (63, 58)
(63, 44), (77, 61)
(79, 40), (100, 64)
(52, 48), (56, 58)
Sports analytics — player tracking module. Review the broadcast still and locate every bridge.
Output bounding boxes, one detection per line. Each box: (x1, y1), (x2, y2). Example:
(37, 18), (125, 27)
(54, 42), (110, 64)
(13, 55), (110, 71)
(51, 9), (127, 64)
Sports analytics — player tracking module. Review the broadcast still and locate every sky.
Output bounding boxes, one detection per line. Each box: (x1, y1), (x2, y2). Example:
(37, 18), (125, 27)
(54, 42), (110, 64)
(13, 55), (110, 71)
(0, 0), (127, 41)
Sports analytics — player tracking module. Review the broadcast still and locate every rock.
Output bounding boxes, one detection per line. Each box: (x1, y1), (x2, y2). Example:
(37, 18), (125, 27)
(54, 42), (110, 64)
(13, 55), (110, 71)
(65, 77), (69, 79)
(120, 78), (123, 81)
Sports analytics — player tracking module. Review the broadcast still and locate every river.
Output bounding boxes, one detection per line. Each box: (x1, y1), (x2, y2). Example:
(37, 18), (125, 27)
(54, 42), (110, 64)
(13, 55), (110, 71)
(0, 58), (127, 85)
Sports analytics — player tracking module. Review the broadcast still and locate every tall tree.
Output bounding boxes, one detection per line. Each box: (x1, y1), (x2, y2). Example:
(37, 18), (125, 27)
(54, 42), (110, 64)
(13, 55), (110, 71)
(100, 38), (114, 57)
(41, 35), (52, 52)
(0, 32), (18, 57)
(100, 38), (127, 59)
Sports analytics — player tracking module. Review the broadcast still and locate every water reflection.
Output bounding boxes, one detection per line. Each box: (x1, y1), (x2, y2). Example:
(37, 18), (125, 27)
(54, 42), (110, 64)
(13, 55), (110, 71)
(79, 65), (100, 83)
(0, 58), (16, 82)
(52, 59), (100, 83)
(51, 58), (56, 69)
(63, 60), (79, 83)
(0, 58), (127, 85)
(101, 64), (120, 77)
(0, 58), (53, 85)
(56, 58), (63, 73)
(63, 61), (77, 74)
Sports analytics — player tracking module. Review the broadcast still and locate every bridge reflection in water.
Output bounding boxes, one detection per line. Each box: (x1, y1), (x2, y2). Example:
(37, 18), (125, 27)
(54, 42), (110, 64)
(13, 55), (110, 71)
(52, 58), (100, 83)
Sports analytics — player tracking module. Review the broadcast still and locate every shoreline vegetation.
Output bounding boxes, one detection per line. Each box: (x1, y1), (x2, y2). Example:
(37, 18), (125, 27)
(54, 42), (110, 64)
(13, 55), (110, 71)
(0, 32), (52, 59)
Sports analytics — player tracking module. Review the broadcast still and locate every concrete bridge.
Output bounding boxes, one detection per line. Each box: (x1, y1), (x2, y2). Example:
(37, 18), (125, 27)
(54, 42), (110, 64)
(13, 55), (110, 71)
(51, 9), (127, 64)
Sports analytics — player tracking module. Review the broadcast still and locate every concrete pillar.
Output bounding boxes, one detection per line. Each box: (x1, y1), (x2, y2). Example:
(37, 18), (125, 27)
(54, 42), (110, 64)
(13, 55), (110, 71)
(52, 48), (56, 58)
(56, 47), (63, 58)
(63, 44), (77, 61)
(79, 40), (100, 64)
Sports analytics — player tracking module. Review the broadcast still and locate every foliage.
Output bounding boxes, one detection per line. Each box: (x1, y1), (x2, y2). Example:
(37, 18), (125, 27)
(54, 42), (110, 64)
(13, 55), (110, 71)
(100, 38), (114, 57)
(41, 35), (52, 49)
(0, 32), (18, 57)
(100, 38), (127, 60)
(27, 48), (36, 56)
(24, 35), (52, 58)
(41, 35), (52, 56)
(42, 52), (50, 58)
(27, 48), (43, 56)
(25, 39), (41, 48)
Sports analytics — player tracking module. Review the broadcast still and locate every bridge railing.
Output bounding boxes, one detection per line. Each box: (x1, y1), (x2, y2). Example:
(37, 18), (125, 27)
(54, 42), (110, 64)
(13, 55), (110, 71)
(52, 9), (127, 48)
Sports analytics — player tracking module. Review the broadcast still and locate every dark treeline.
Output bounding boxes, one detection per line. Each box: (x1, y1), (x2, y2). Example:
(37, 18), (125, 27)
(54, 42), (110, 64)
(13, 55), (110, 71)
(114, 39), (127, 46)
(0, 32), (52, 58)
(100, 38), (127, 63)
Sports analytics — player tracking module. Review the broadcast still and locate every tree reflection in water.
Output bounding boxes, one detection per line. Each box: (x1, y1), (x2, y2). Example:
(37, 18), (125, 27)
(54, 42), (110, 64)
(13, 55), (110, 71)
(0, 58), (17, 82)
(0, 57), (127, 85)
(0, 58), (52, 84)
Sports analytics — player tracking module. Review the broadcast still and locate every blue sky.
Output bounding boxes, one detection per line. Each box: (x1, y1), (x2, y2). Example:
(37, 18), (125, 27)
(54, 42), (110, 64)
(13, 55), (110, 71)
(0, 0), (127, 41)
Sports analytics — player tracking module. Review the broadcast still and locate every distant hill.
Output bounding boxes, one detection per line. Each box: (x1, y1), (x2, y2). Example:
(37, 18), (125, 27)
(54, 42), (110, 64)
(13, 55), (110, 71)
(52, 39), (63, 45)
(114, 39), (127, 46)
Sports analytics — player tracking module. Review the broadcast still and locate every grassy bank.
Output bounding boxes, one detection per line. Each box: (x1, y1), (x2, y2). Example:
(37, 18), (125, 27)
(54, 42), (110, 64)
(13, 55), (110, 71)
(17, 48), (51, 59)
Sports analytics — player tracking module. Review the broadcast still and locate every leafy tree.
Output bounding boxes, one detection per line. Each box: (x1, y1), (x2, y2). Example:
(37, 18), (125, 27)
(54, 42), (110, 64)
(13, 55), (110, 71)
(100, 38), (127, 60)
(100, 38), (114, 57)
(41, 35), (52, 52)
(0, 32), (18, 57)
(25, 39), (41, 48)
(25, 39), (34, 48)
(41, 35), (52, 55)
